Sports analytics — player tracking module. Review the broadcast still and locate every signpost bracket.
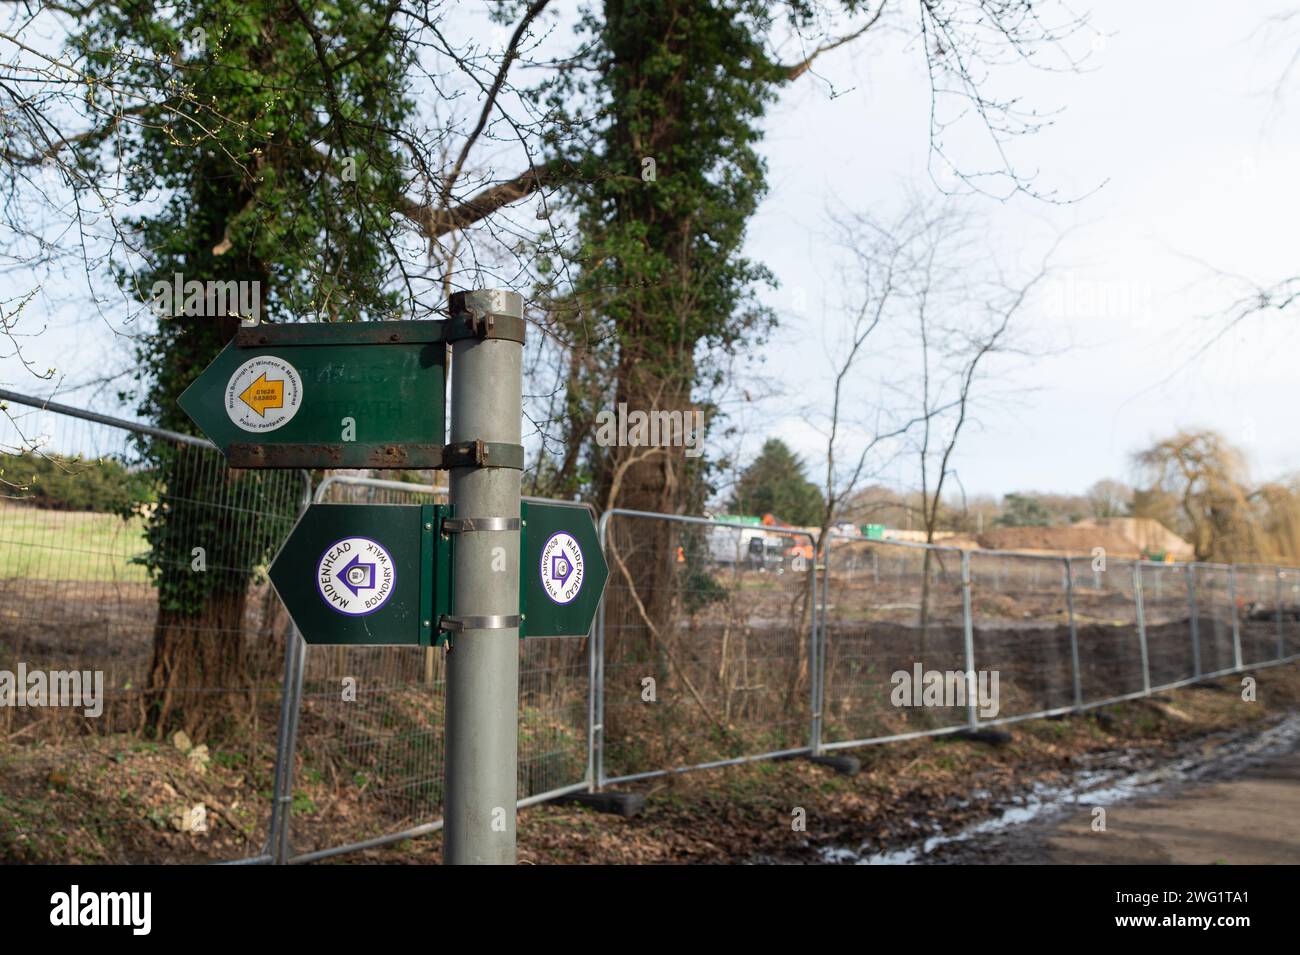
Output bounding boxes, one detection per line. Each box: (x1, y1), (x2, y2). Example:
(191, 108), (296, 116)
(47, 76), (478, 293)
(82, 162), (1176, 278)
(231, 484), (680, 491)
(440, 517), (521, 534)
(421, 504), (453, 647)
(440, 439), (524, 470)
(439, 614), (522, 633)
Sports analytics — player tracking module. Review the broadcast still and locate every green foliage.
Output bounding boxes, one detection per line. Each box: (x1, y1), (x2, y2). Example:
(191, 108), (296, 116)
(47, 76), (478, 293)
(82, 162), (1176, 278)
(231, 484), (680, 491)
(677, 526), (729, 615)
(0, 452), (154, 513)
(534, 0), (786, 504)
(555, 0), (781, 368)
(74, 0), (414, 337)
(130, 453), (300, 615)
(730, 438), (824, 525)
(71, 1), (415, 616)
(995, 493), (1053, 527)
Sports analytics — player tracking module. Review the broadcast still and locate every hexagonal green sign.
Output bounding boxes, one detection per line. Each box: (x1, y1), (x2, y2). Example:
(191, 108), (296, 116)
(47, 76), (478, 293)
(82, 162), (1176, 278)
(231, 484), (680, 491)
(520, 501), (608, 638)
(269, 503), (442, 646)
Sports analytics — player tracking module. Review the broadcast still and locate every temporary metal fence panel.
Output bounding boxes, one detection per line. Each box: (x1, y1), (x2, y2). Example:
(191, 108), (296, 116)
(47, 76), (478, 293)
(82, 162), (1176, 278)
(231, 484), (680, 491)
(1067, 555), (1145, 703)
(0, 393), (304, 863)
(967, 551), (1076, 720)
(7, 390), (1300, 865)
(1235, 565), (1282, 667)
(595, 510), (815, 785)
(1190, 564), (1237, 676)
(1284, 569), (1300, 658)
(1135, 561), (1196, 687)
(820, 538), (970, 747)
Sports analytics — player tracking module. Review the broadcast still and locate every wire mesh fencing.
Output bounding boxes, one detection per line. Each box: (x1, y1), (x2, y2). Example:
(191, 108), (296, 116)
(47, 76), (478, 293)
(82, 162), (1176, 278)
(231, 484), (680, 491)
(4, 390), (1300, 864)
(820, 539), (970, 746)
(595, 511), (816, 784)
(1066, 555), (1145, 703)
(817, 534), (1300, 740)
(0, 394), (304, 862)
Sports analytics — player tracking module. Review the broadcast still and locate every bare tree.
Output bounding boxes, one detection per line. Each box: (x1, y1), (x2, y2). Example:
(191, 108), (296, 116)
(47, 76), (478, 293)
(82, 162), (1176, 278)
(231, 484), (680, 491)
(818, 191), (1059, 657)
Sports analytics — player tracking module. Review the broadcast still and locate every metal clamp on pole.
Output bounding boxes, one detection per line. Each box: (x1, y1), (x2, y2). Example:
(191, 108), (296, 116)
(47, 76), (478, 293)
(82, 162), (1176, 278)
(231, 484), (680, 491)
(441, 517), (521, 534)
(440, 439), (525, 470)
(447, 289), (528, 344)
(439, 614), (522, 633)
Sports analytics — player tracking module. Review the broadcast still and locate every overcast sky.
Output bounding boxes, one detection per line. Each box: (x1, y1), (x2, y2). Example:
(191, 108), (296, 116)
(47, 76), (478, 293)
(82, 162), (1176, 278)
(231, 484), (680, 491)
(742, 0), (1300, 499)
(3, 1), (1297, 502)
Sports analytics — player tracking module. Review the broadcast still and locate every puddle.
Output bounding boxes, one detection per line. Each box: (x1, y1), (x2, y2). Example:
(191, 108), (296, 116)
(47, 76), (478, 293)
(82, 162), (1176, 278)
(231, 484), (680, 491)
(821, 711), (1300, 865)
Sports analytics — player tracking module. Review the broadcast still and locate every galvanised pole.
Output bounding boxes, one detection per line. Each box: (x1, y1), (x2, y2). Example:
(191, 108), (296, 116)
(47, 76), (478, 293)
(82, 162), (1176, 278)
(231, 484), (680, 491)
(443, 289), (524, 865)
(1188, 564), (1201, 679)
(960, 550), (977, 730)
(811, 535), (826, 755)
(595, 510), (611, 791)
(1278, 569), (1286, 662)
(1133, 562), (1150, 695)
(1064, 557), (1082, 709)
(1229, 565), (1243, 672)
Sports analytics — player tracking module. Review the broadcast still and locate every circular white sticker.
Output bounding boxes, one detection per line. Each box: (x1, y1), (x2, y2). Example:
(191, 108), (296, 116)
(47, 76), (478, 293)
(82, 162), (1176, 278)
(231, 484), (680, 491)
(225, 355), (303, 432)
(540, 532), (584, 605)
(316, 537), (395, 616)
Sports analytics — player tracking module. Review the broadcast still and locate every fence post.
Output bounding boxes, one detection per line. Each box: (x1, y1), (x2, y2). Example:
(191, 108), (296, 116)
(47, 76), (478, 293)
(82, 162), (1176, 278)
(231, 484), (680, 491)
(268, 470), (313, 864)
(594, 512), (612, 790)
(961, 550), (977, 730)
(1063, 557), (1082, 709)
(1188, 564), (1201, 679)
(1229, 565), (1243, 672)
(1278, 569), (1286, 663)
(810, 534), (824, 755)
(267, 622), (301, 863)
(1133, 562), (1150, 695)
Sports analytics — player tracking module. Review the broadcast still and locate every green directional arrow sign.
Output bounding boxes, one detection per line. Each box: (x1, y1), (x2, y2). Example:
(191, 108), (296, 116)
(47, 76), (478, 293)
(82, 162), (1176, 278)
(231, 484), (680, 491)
(179, 321), (448, 469)
(270, 500), (608, 645)
(520, 500), (609, 638)
(270, 503), (444, 646)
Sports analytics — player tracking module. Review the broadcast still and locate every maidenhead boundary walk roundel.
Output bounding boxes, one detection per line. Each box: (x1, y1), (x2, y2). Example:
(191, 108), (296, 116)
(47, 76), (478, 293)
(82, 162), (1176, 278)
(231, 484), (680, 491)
(539, 532), (585, 605)
(316, 536), (396, 616)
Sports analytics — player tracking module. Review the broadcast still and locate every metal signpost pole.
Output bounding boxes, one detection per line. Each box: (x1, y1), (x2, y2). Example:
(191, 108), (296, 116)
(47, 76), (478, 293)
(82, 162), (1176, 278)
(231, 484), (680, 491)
(443, 289), (524, 865)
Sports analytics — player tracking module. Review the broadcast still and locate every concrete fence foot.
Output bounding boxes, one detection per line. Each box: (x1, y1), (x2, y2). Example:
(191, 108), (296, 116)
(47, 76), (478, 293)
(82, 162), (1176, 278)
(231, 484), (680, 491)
(557, 792), (646, 817)
(953, 729), (1012, 746)
(805, 754), (860, 775)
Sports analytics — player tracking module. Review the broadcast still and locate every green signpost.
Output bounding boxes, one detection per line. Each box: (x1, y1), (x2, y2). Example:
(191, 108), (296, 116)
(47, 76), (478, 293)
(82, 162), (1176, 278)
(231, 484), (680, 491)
(268, 501), (608, 645)
(184, 291), (592, 865)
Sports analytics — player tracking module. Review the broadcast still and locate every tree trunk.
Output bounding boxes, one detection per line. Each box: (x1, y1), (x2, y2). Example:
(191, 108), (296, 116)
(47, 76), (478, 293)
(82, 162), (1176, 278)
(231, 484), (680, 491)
(147, 592), (249, 739)
(600, 350), (695, 659)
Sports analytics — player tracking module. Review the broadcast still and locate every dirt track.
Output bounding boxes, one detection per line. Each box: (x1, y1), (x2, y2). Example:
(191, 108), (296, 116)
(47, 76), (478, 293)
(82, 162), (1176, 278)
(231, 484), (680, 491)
(958, 747), (1300, 864)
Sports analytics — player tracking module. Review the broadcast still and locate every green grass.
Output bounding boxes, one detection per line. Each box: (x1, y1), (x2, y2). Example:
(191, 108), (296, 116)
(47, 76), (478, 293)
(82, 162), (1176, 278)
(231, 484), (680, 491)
(0, 503), (149, 583)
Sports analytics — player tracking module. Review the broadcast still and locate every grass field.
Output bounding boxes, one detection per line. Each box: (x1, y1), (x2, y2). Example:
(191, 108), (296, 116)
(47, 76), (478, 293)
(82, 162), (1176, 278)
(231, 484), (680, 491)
(0, 502), (149, 583)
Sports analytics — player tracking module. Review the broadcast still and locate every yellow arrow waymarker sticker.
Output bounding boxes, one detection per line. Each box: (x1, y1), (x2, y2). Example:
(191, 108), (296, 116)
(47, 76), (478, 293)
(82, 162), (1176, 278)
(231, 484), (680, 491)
(239, 373), (285, 416)
(224, 356), (303, 433)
